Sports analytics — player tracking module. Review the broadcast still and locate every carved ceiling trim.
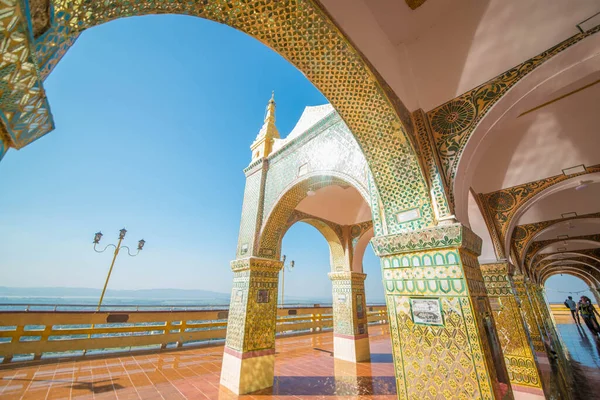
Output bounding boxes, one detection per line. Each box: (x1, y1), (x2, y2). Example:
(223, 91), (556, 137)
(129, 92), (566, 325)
(532, 248), (600, 270)
(535, 257), (600, 280)
(512, 212), (600, 266)
(525, 233), (600, 272)
(540, 266), (599, 287)
(479, 164), (600, 262)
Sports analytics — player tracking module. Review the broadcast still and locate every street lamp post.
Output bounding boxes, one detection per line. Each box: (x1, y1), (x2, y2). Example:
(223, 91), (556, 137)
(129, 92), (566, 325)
(280, 255), (295, 308)
(93, 228), (145, 311)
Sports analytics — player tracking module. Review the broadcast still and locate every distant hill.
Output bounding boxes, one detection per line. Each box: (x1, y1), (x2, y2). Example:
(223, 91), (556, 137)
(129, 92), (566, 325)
(0, 286), (230, 300)
(0, 286), (382, 304)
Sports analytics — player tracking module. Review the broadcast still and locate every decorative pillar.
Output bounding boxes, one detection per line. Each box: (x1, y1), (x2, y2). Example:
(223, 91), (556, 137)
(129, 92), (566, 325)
(513, 275), (546, 354)
(371, 224), (513, 400)
(329, 271), (370, 362)
(481, 263), (545, 398)
(220, 257), (282, 395)
(526, 283), (553, 342)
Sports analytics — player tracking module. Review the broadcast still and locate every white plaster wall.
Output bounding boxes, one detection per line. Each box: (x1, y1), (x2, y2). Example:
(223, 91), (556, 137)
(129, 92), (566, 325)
(404, 0), (600, 110)
(471, 82), (600, 193)
(467, 190), (498, 263)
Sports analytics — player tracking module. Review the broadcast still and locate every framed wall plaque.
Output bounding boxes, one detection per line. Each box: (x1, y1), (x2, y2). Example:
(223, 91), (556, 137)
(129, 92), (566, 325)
(257, 289), (270, 303)
(410, 298), (444, 326)
(356, 294), (365, 319)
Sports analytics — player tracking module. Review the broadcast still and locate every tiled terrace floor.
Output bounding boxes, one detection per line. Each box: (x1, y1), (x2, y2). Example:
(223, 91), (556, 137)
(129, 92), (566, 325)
(555, 322), (600, 399)
(0, 325), (395, 399)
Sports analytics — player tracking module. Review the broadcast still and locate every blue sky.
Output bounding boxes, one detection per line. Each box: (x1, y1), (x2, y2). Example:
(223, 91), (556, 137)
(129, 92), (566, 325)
(0, 15), (384, 302)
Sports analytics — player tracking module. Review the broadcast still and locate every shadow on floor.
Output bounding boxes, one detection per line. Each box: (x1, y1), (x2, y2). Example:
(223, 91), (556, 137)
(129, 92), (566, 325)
(368, 353), (393, 363)
(253, 376), (397, 396)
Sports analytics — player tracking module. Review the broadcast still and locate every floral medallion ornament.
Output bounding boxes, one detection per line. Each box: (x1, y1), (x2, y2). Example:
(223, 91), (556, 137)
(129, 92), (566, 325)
(430, 100), (476, 136)
(487, 191), (516, 212)
(511, 225), (527, 241)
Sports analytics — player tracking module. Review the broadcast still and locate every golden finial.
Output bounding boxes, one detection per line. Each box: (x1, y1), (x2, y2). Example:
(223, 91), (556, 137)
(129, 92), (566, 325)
(264, 91), (276, 123)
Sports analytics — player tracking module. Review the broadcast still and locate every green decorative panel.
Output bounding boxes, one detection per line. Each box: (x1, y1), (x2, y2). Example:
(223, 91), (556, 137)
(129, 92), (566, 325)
(371, 223), (482, 257)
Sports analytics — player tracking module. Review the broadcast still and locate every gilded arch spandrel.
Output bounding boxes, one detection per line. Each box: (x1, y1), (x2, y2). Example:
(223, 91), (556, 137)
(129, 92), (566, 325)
(1, 0), (435, 233)
(532, 248), (600, 271)
(427, 26), (600, 206)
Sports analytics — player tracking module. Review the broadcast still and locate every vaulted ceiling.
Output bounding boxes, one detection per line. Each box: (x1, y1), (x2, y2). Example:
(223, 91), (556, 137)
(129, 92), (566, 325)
(319, 0), (600, 285)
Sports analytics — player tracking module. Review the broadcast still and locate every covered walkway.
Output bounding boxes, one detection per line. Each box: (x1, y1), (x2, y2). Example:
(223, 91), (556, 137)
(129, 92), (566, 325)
(0, 325), (395, 400)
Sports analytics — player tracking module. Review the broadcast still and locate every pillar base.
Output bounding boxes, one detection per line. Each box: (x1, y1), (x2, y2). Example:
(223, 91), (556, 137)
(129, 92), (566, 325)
(512, 384), (546, 399)
(219, 348), (275, 395)
(333, 333), (370, 362)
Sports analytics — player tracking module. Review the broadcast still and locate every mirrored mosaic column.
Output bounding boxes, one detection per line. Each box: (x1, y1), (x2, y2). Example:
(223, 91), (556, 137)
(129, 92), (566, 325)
(329, 271), (370, 362)
(371, 224), (513, 400)
(481, 263), (545, 398)
(220, 257), (282, 395)
(526, 283), (553, 344)
(513, 274), (546, 355)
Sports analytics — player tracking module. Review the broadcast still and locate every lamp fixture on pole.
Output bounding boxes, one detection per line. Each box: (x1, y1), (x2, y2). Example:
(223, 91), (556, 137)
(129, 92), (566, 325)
(93, 228), (145, 311)
(280, 255), (295, 308)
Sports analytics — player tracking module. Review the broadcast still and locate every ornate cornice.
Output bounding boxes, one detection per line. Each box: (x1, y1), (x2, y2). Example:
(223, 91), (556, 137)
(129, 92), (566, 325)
(480, 262), (513, 296)
(371, 223), (482, 256)
(230, 257), (283, 273)
(328, 271), (367, 281)
(428, 26), (600, 203)
(512, 212), (600, 266)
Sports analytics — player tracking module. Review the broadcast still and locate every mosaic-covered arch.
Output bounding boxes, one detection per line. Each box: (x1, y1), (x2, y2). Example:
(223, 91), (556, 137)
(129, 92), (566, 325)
(532, 250), (600, 274)
(512, 212), (600, 267)
(478, 167), (600, 262)
(258, 173), (366, 260)
(1, 0), (434, 234)
(540, 268), (598, 289)
(538, 260), (600, 282)
(281, 210), (346, 272)
(525, 233), (600, 272)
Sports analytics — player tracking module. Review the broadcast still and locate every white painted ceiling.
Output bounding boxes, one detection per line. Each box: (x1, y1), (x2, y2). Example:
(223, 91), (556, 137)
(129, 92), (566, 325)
(295, 185), (371, 225)
(320, 0), (599, 110)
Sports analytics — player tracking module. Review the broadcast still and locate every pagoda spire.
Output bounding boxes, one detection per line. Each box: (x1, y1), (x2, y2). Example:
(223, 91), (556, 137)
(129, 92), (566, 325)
(250, 92), (280, 161)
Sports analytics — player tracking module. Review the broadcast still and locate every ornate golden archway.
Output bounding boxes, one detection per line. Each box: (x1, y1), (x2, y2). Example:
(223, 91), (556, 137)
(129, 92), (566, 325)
(1, 0), (434, 235)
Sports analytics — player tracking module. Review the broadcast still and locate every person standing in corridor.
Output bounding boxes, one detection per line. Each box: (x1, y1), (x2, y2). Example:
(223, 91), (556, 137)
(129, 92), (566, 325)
(578, 296), (600, 337)
(564, 296), (580, 325)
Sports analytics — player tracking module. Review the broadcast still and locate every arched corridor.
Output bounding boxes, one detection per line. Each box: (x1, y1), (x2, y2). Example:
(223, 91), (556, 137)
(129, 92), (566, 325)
(1, 1), (600, 399)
